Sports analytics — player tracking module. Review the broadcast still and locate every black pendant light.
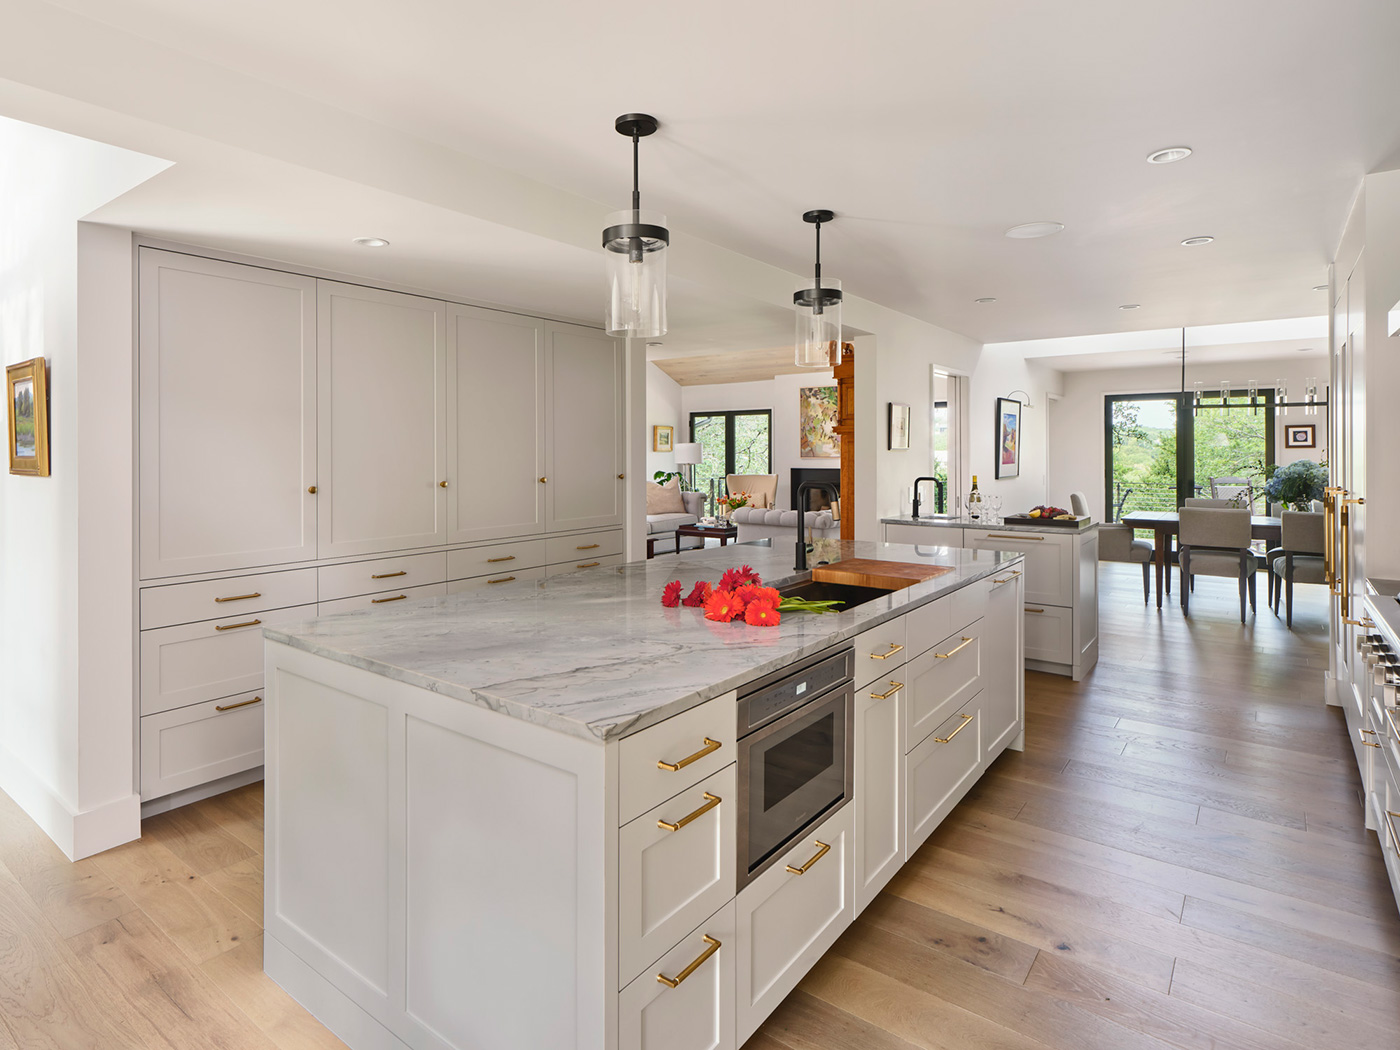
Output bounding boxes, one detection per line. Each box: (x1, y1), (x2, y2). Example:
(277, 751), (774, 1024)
(794, 210), (843, 367)
(603, 114), (669, 338)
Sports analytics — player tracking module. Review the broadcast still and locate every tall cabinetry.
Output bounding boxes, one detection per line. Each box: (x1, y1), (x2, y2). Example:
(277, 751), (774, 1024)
(136, 248), (626, 806)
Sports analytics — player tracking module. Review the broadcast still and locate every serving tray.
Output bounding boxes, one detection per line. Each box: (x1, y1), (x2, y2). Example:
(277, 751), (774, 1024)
(1000, 514), (1093, 529)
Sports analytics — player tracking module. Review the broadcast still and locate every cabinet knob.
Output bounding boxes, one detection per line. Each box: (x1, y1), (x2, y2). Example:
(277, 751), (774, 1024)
(617, 473), (625, 480)
(307, 485), (317, 494)
(539, 476), (548, 484)
(440, 480), (449, 488)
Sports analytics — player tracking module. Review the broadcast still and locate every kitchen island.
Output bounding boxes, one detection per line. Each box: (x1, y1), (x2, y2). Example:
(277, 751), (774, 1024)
(262, 539), (1025, 1050)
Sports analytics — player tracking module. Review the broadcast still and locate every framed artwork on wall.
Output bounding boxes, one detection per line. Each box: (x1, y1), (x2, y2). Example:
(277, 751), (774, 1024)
(1284, 423), (1316, 449)
(799, 385), (839, 458)
(888, 402), (910, 450)
(994, 396), (1021, 479)
(7, 357), (50, 477)
(652, 425), (674, 453)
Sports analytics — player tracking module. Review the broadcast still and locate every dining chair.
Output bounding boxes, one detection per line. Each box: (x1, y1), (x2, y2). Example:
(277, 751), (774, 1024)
(1208, 476), (1254, 510)
(1184, 497), (1234, 508)
(1267, 510), (1325, 627)
(1178, 507), (1257, 622)
(1069, 491), (1090, 518)
(1099, 524), (1153, 602)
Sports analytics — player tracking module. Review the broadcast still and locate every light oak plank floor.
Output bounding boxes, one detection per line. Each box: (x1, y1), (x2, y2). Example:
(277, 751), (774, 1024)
(0, 563), (1394, 1049)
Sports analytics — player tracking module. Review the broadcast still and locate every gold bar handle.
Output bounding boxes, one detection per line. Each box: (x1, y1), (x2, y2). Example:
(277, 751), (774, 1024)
(1386, 811), (1400, 853)
(656, 936), (720, 988)
(1025, 607), (1045, 614)
(870, 681), (903, 700)
(576, 561), (601, 568)
(657, 737), (721, 771)
(935, 637), (974, 659)
(1384, 708), (1399, 737)
(372, 595), (408, 604)
(488, 576), (516, 584)
(576, 543), (601, 550)
(214, 592), (261, 604)
(785, 840), (831, 876)
(486, 556), (516, 563)
(993, 570), (1023, 583)
(215, 696), (262, 712)
(869, 643), (904, 660)
(934, 712), (975, 744)
(657, 793), (721, 832)
(1359, 728), (1381, 748)
(371, 571), (407, 580)
(987, 533), (1043, 541)
(215, 619), (262, 631)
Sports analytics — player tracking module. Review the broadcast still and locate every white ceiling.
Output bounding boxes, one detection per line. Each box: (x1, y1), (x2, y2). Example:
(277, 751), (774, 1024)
(26, 1), (1400, 344)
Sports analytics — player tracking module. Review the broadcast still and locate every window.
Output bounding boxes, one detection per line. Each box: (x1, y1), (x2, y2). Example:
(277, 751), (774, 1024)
(689, 410), (772, 498)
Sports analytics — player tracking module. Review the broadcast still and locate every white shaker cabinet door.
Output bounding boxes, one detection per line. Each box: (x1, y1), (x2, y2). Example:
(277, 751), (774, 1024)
(963, 528), (1073, 608)
(446, 306), (546, 543)
(139, 249), (317, 579)
(545, 323), (624, 532)
(317, 282), (446, 558)
(618, 902), (736, 1050)
(982, 568), (1025, 757)
(855, 676), (905, 915)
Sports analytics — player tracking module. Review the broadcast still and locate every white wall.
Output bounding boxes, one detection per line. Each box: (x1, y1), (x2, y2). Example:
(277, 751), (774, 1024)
(1047, 358), (1331, 521)
(0, 116), (168, 858)
(966, 345), (1064, 514)
(645, 362), (683, 482)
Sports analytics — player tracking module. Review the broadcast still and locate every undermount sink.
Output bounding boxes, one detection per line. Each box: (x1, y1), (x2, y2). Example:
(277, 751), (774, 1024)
(776, 579), (896, 611)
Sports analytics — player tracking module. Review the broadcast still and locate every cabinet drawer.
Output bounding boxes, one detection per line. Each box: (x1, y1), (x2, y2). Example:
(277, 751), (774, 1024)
(619, 693), (737, 826)
(140, 568), (318, 630)
(317, 552), (447, 602)
(446, 566), (547, 594)
(854, 617), (908, 690)
(317, 582), (447, 617)
(545, 529), (623, 564)
(547, 553), (623, 576)
(906, 699), (982, 857)
(735, 802), (853, 1046)
(1024, 603), (1073, 664)
(965, 528), (1073, 607)
(619, 765), (736, 988)
(140, 691), (265, 800)
(905, 579), (987, 660)
(446, 538), (546, 580)
(884, 523), (963, 547)
(905, 620), (983, 750)
(619, 901), (736, 1050)
(140, 604), (316, 716)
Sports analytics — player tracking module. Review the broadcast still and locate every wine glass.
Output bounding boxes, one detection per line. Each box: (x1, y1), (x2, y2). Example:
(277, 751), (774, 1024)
(988, 494), (1003, 525)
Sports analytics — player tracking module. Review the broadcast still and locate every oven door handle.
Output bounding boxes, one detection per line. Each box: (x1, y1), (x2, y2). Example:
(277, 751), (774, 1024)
(785, 840), (831, 876)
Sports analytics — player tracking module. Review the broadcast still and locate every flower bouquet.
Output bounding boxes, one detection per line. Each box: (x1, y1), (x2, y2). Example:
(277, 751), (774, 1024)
(659, 565), (844, 627)
(714, 491), (749, 522)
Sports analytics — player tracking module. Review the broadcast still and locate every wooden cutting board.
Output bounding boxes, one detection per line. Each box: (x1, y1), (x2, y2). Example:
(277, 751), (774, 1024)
(812, 560), (955, 591)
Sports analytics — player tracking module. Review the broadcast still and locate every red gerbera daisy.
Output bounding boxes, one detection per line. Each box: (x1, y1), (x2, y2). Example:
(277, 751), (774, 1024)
(744, 600), (781, 627)
(735, 584), (781, 609)
(719, 565), (762, 591)
(681, 581), (713, 607)
(704, 589), (741, 622)
(660, 580), (682, 607)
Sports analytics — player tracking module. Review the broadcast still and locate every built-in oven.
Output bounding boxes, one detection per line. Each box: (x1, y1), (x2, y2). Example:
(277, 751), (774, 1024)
(736, 644), (854, 890)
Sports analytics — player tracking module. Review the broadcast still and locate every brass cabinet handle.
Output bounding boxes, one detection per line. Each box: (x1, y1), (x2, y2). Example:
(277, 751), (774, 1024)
(1359, 728), (1381, 748)
(935, 637), (974, 659)
(539, 476), (548, 484)
(656, 935), (720, 989)
(371, 571), (407, 580)
(215, 619), (262, 631)
(487, 556), (516, 563)
(577, 543), (601, 550)
(1384, 708), (1400, 737)
(869, 642), (904, 660)
(657, 793), (721, 832)
(308, 485), (317, 494)
(993, 570), (1023, 583)
(1025, 607), (1045, 614)
(372, 594), (408, 604)
(1386, 811), (1400, 853)
(785, 840), (831, 876)
(657, 737), (721, 772)
(934, 712), (975, 744)
(215, 696), (262, 712)
(987, 533), (1042, 541)
(488, 576), (516, 584)
(214, 592), (261, 604)
(870, 681), (903, 700)
(440, 480), (449, 488)
(576, 561), (601, 569)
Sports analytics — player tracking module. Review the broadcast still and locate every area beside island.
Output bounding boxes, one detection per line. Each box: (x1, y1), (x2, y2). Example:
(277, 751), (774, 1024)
(260, 539), (1025, 1050)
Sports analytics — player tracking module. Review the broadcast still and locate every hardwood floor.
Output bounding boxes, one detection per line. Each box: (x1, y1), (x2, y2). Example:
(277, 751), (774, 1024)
(0, 562), (1394, 1049)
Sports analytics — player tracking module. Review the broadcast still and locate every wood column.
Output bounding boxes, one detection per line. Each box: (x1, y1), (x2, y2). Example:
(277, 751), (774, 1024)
(833, 342), (856, 541)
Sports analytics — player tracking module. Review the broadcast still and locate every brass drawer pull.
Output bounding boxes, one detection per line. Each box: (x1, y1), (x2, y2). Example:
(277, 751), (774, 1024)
(1359, 728), (1381, 748)
(657, 793), (721, 832)
(934, 712), (975, 744)
(487, 555), (516, 563)
(215, 696), (262, 713)
(656, 935), (720, 989)
(1385, 708), (1399, 737)
(372, 595), (408, 604)
(488, 576), (517, 584)
(870, 681), (903, 700)
(993, 570), (1023, 583)
(1386, 811), (1400, 852)
(1025, 607), (1045, 614)
(215, 619), (262, 632)
(935, 637), (974, 659)
(657, 737), (721, 771)
(869, 642), (904, 660)
(214, 592), (261, 604)
(785, 840), (831, 876)
(988, 533), (1043, 541)
(371, 570), (408, 580)
(577, 561), (601, 568)
(576, 543), (601, 550)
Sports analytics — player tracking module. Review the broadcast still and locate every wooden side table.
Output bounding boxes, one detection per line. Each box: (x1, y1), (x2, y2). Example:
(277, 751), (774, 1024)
(674, 522), (739, 553)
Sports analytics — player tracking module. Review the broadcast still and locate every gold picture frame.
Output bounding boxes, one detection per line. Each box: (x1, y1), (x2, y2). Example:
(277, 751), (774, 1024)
(653, 425), (674, 453)
(7, 357), (50, 477)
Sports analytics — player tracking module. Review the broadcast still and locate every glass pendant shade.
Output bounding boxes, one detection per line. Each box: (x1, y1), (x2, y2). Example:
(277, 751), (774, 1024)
(794, 277), (842, 367)
(604, 208), (668, 338)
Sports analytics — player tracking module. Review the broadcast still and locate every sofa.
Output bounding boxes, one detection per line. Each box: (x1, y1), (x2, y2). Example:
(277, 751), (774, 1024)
(730, 507), (839, 544)
(646, 490), (707, 555)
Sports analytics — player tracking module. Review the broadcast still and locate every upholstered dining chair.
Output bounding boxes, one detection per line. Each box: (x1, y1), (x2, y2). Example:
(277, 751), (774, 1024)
(1069, 491), (1090, 518)
(1099, 524), (1153, 602)
(1209, 476), (1254, 509)
(1179, 507), (1257, 622)
(1267, 510), (1326, 627)
(1184, 497), (1234, 508)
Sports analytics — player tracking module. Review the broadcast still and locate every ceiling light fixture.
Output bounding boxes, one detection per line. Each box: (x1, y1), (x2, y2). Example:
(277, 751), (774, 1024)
(975, 297), (998, 304)
(794, 210), (842, 367)
(1119, 304), (1140, 310)
(1005, 221), (1064, 239)
(1146, 146), (1192, 165)
(352, 237), (390, 247)
(1180, 236), (1214, 246)
(603, 113), (669, 338)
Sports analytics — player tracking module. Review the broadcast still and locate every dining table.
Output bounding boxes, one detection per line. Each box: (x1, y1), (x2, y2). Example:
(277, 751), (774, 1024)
(1120, 510), (1282, 609)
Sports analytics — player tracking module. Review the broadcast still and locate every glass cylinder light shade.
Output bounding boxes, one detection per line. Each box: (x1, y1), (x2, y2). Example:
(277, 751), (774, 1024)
(794, 277), (842, 367)
(603, 209), (668, 338)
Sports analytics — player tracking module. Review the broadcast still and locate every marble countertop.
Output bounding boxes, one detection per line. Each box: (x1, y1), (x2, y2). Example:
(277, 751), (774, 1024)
(264, 539), (1023, 744)
(882, 515), (1100, 534)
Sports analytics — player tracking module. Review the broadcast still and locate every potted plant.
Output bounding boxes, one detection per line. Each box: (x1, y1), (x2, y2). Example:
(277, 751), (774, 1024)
(1262, 459), (1328, 512)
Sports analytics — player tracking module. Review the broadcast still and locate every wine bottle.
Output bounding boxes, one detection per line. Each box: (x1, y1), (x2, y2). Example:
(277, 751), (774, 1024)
(968, 475), (982, 521)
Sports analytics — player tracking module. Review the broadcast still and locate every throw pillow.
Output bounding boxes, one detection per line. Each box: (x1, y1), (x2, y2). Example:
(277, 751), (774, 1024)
(646, 476), (685, 515)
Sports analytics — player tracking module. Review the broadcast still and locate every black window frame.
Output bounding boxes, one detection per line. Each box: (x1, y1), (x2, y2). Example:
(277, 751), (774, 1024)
(689, 409), (774, 477)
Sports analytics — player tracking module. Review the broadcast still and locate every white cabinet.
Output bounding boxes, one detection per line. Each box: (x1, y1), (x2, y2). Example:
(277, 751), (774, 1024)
(447, 306), (546, 543)
(140, 691), (266, 799)
(546, 323), (624, 532)
(619, 903), (736, 1050)
(963, 528), (1073, 607)
(982, 569), (1025, 756)
(883, 522), (964, 548)
(138, 249), (317, 579)
(905, 622), (983, 748)
(855, 675), (905, 915)
(906, 700), (983, 858)
(317, 282), (447, 558)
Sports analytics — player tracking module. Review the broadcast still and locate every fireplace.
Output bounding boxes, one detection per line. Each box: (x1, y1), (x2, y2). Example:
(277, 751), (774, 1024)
(790, 468), (841, 512)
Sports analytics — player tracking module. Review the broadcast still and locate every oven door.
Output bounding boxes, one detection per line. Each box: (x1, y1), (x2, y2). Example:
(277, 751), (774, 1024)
(737, 683), (852, 889)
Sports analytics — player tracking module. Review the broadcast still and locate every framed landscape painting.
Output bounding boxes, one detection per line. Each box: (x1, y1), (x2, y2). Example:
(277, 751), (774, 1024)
(994, 396), (1020, 479)
(799, 385), (839, 458)
(7, 357), (50, 477)
(653, 425), (673, 453)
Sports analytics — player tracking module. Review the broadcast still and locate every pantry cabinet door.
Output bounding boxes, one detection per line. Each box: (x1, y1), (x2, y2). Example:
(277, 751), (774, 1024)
(317, 282), (446, 558)
(446, 306), (546, 542)
(982, 568), (1025, 757)
(544, 323), (624, 532)
(139, 249), (317, 579)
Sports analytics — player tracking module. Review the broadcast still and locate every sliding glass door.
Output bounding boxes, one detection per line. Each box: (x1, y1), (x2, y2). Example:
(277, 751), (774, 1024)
(690, 410), (772, 498)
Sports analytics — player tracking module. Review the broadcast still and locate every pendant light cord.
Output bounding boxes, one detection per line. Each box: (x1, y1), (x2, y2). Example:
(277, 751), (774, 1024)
(812, 221), (824, 314)
(631, 133), (641, 213)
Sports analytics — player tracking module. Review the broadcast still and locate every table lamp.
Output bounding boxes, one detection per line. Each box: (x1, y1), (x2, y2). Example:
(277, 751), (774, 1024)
(674, 442), (701, 493)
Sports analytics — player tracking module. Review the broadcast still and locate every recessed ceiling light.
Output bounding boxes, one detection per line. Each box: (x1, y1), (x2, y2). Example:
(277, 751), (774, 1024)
(974, 297), (998, 304)
(1005, 222), (1064, 239)
(1147, 146), (1193, 165)
(1180, 236), (1214, 246)
(352, 237), (390, 247)
(1119, 304), (1140, 310)
(1313, 284), (1328, 292)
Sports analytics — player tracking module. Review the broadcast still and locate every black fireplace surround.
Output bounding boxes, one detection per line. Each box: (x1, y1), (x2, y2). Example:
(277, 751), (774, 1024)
(790, 468), (840, 511)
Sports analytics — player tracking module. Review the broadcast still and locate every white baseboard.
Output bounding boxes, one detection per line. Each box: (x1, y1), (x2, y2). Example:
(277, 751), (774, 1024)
(140, 766), (264, 819)
(0, 743), (140, 860)
(264, 935), (410, 1050)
